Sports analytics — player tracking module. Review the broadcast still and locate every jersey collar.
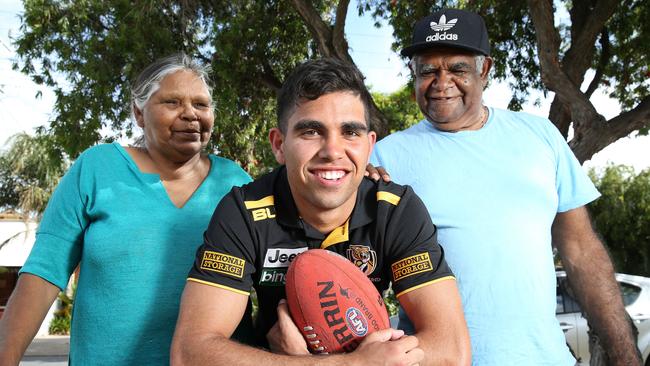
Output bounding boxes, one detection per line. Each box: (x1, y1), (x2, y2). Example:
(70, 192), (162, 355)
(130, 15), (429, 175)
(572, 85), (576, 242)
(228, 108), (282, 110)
(273, 167), (376, 238)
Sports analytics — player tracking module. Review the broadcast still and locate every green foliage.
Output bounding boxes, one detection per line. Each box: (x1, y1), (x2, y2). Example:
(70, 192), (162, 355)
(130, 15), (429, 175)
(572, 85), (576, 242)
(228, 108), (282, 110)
(364, 0), (649, 113)
(0, 133), (68, 217)
(383, 288), (398, 316)
(0, 155), (21, 210)
(48, 316), (71, 335)
(13, 0), (334, 175)
(48, 286), (75, 335)
(602, 0), (650, 112)
(372, 86), (423, 133)
(12, 0), (650, 172)
(588, 165), (650, 276)
(364, 0), (544, 111)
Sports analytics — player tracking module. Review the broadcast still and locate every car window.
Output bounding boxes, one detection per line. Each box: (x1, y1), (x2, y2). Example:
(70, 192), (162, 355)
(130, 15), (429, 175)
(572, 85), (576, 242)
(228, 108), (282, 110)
(556, 277), (581, 314)
(620, 282), (641, 306)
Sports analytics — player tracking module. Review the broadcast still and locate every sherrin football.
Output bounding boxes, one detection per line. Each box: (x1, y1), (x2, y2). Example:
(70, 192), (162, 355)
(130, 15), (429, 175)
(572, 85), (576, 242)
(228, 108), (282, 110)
(285, 249), (390, 354)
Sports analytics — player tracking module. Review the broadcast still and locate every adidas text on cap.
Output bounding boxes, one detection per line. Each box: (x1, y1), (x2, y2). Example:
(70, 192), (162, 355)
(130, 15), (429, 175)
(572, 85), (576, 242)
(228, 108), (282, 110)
(401, 9), (490, 57)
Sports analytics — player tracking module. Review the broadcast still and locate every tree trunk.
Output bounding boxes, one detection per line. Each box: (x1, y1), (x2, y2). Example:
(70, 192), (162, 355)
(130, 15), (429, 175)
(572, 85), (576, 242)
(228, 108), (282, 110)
(290, 0), (389, 137)
(527, 0), (650, 163)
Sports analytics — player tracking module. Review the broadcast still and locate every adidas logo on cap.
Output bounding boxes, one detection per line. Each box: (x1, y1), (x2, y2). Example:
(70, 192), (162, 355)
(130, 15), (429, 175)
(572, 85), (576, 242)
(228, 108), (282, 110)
(401, 8), (491, 57)
(430, 14), (457, 32)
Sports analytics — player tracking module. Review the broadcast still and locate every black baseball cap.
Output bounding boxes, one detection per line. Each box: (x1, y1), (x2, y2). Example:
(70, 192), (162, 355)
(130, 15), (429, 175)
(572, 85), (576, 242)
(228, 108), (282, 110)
(401, 9), (490, 57)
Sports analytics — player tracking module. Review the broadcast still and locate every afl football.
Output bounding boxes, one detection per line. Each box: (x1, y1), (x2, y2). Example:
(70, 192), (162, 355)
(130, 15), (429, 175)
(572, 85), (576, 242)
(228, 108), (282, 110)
(285, 249), (390, 354)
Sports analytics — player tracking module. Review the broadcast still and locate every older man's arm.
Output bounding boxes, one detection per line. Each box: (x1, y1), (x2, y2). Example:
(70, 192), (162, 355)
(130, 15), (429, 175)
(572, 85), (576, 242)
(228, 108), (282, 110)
(171, 281), (424, 366)
(553, 206), (642, 365)
(399, 278), (471, 366)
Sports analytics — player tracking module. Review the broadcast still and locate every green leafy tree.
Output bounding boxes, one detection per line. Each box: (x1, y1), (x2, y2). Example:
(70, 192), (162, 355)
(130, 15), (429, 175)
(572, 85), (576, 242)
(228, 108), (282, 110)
(372, 86), (423, 133)
(12, 0), (649, 172)
(368, 0), (649, 163)
(588, 165), (650, 277)
(0, 133), (68, 218)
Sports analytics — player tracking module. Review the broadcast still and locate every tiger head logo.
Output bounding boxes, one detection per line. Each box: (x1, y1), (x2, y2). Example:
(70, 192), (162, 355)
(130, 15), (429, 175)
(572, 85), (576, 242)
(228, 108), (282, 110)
(346, 245), (377, 276)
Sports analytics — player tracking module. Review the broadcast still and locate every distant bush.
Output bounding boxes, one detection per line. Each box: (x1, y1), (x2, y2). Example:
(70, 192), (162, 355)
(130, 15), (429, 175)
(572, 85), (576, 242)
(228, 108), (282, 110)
(48, 315), (70, 335)
(588, 165), (650, 277)
(48, 286), (75, 335)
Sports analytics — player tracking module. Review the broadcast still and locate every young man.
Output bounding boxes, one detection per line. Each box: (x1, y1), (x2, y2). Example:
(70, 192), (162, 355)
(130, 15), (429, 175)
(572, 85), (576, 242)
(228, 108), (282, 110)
(171, 58), (470, 366)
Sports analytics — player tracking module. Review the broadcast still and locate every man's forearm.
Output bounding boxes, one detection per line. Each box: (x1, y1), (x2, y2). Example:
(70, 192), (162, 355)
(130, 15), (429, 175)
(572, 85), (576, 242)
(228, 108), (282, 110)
(172, 334), (319, 366)
(171, 328), (421, 366)
(415, 329), (471, 366)
(562, 243), (641, 364)
(555, 208), (641, 365)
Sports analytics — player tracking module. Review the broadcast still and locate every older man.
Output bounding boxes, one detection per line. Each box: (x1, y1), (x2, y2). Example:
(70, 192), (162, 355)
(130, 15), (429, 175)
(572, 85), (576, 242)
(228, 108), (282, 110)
(371, 8), (641, 366)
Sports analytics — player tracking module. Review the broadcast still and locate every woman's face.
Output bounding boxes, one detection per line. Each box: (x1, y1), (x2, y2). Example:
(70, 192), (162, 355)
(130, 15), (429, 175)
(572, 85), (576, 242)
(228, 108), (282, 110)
(135, 70), (214, 162)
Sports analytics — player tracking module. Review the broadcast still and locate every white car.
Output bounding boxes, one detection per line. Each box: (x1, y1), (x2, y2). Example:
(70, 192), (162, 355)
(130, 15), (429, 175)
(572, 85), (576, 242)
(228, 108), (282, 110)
(556, 271), (650, 365)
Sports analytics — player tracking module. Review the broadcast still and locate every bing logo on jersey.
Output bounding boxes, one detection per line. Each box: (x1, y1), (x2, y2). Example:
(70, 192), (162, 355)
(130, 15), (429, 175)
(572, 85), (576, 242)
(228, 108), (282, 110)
(346, 245), (377, 276)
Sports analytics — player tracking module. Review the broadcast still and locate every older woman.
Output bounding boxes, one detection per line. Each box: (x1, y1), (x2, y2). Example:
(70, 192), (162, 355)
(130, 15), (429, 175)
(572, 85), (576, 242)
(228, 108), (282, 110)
(0, 54), (252, 364)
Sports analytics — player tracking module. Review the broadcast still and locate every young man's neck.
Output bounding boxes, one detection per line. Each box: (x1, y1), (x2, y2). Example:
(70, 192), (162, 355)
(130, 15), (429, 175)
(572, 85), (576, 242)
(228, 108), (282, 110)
(295, 193), (358, 235)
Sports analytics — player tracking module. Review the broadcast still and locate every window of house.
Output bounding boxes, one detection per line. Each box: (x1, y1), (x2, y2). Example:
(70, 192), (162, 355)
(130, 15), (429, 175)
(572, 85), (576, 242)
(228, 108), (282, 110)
(0, 266), (20, 312)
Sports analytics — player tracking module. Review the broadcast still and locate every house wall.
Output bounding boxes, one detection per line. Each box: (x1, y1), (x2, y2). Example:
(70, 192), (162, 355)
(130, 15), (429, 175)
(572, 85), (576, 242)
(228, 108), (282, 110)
(0, 218), (58, 336)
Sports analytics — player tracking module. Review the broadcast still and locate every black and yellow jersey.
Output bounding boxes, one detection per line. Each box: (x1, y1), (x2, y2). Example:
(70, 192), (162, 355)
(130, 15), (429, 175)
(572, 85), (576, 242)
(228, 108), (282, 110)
(188, 166), (453, 344)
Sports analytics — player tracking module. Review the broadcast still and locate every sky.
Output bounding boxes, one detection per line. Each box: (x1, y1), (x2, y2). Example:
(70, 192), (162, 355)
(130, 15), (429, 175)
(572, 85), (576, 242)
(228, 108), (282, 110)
(1, 0), (649, 173)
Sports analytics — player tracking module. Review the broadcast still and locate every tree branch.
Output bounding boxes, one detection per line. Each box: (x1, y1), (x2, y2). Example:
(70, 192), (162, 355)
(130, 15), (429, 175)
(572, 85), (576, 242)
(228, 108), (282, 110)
(260, 60), (282, 92)
(291, 0), (333, 57)
(563, 0), (619, 84)
(571, 96), (650, 163)
(332, 0), (353, 62)
(527, 0), (604, 136)
(548, 97), (572, 137)
(585, 28), (610, 98)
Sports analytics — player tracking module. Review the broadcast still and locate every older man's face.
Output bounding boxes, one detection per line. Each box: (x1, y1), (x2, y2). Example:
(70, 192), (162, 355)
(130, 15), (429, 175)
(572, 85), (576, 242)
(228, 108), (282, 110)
(412, 48), (491, 132)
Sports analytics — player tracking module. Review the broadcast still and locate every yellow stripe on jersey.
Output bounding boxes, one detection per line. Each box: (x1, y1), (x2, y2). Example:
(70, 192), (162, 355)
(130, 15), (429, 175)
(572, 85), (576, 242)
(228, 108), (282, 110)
(244, 195), (275, 209)
(377, 191), (401, 206)
(187, 278), (250, 296)
(395, 276), (456, 298)
(321, 219), (350, 249)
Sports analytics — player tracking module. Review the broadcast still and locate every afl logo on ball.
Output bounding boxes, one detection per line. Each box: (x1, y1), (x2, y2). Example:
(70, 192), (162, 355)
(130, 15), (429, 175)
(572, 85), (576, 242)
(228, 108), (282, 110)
(345, 307), (368, 337)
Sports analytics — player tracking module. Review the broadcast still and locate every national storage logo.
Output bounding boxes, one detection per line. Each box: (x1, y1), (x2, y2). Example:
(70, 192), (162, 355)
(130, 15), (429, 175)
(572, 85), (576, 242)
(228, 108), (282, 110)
(200, 251), (245, 278)
(391, 253), (433, 282)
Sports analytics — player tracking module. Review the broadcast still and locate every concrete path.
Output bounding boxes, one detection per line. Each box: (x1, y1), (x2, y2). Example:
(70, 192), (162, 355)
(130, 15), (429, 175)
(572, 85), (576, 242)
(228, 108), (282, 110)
(20, 336), (69, 365)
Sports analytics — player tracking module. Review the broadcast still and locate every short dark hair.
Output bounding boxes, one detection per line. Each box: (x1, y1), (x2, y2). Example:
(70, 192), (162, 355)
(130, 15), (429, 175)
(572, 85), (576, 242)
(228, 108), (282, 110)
(276, 58), (373, 133)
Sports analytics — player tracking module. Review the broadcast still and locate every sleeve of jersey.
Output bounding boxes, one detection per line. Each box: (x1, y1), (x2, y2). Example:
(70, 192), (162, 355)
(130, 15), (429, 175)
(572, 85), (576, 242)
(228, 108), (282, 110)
(385, 186), (455, 298)
(548, 123), (601, 212)
(187, 190), (256, 296)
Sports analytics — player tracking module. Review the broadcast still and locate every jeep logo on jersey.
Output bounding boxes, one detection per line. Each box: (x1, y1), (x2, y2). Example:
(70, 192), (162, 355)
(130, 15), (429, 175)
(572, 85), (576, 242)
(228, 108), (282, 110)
(263, 247), (308, 268)
(430, 14), (457, 32)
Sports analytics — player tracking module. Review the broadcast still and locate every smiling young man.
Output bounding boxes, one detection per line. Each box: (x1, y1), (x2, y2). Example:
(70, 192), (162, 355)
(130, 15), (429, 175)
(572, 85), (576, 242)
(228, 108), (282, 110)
(171, 58), (470, 366)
